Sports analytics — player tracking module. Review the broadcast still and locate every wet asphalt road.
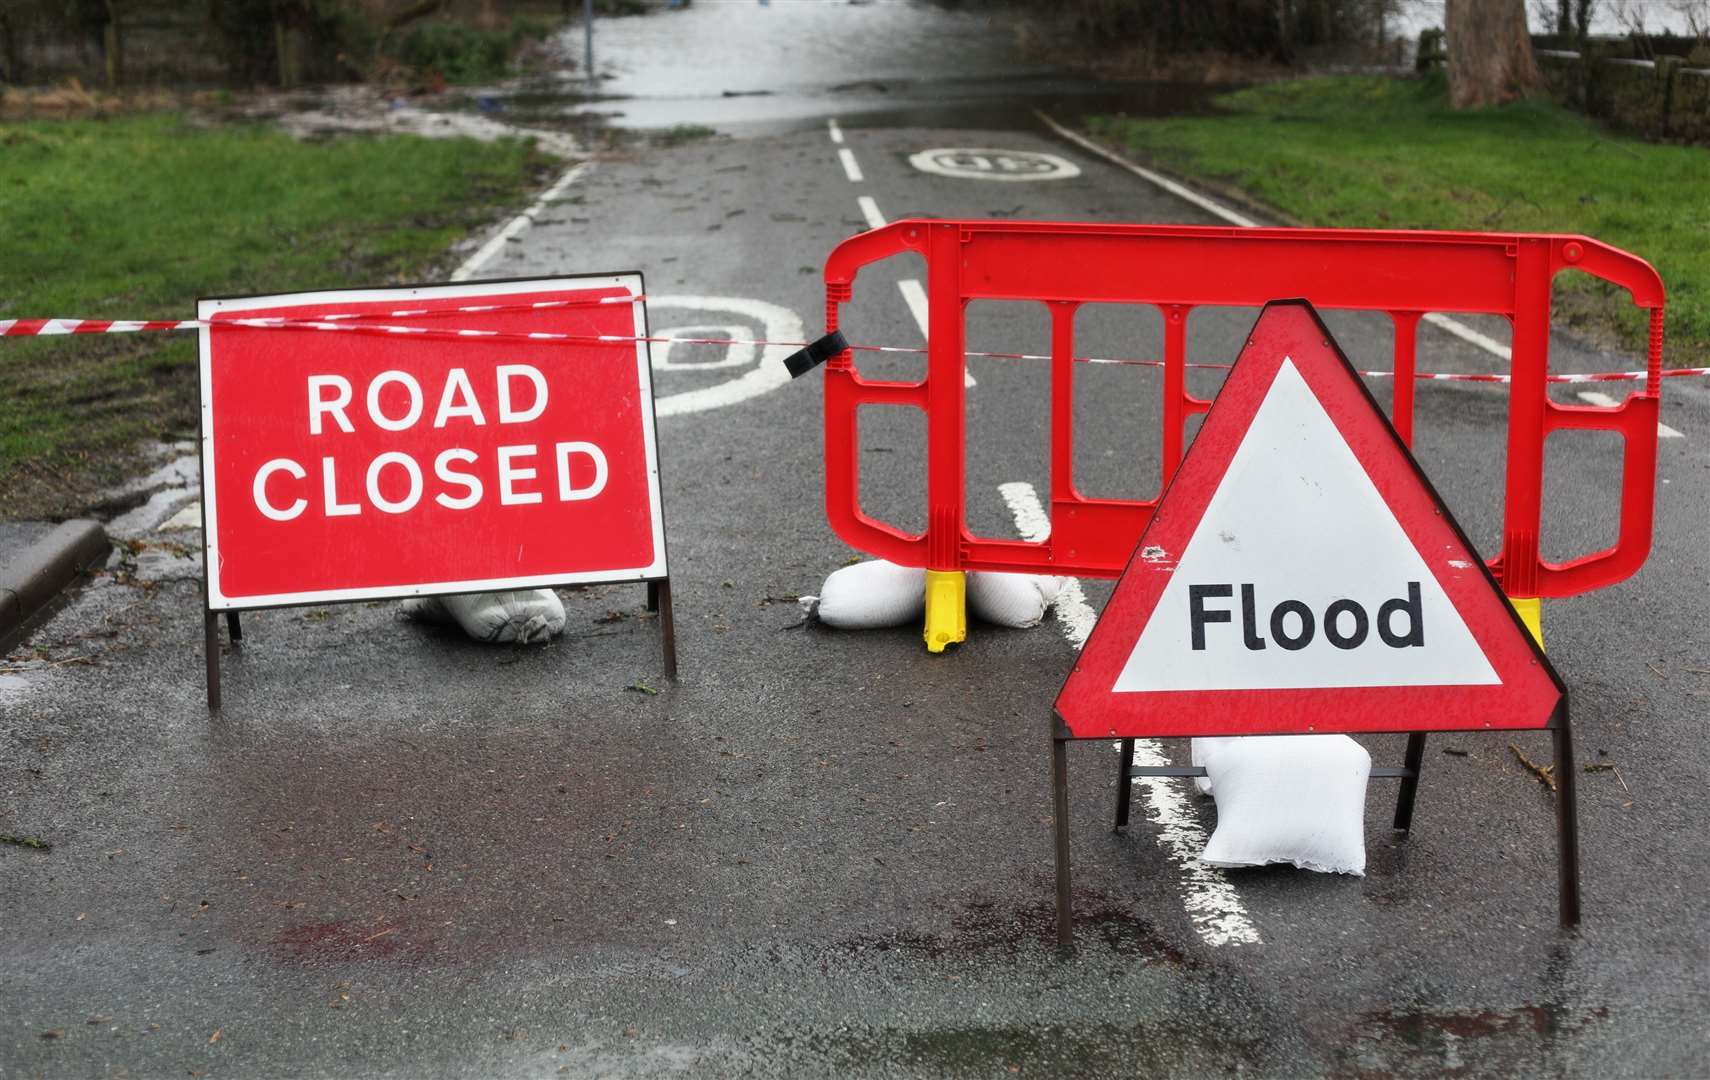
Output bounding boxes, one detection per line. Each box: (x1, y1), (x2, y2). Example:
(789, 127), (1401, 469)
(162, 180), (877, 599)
(4, 3), (1709, 1078)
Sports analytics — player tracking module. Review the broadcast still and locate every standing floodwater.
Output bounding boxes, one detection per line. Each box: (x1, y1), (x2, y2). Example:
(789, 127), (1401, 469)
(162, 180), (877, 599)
(535, 1), (1228, 134)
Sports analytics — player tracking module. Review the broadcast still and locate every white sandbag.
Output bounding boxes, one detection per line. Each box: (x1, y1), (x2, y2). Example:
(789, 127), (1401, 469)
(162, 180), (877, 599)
(1189, 737), (1239, 796)
(402, 589), (565, 644)
(1199, 734), (1370, 875)
(967, 571), (1062, 628)
(811, 560), (925, 629)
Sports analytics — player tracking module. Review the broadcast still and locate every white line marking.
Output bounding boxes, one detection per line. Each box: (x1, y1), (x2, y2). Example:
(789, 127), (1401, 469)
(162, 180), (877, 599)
(1126, 741), (1264, 946)
(1000, 480), (1261, 947)
(827, 118), (844, 144)
(1422, 312), (1511, 360)
(857, 195), (886, 230)
(897, 279), (929, 336)
(865, 192), (974, 389)
(838, 147), (864, 183)
(899, 278), (976, 388)
(1036, 112), (1254, 228)
(998, 482), (1092, 646)
(452, 162), (590, 282)
(1577, 390), (1684, 438)
(1036, 110), (1534, 366)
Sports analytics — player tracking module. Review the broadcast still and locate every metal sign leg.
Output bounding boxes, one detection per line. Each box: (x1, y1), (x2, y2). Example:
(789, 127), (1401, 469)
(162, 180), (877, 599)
(204, 609), (221, 711)
(646, 580), (660, 613)
(1553, 704), (1582, 927)
(656, 578), (678, 681)
(1052, 735), (1075, 950)
(1392, 732), (1428, 832)
(225, 611), (242, 643)
(1113, 738), (1135, 831)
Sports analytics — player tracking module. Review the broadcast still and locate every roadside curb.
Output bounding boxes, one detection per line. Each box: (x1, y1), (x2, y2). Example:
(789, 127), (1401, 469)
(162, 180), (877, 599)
(0, 519), (112, 644)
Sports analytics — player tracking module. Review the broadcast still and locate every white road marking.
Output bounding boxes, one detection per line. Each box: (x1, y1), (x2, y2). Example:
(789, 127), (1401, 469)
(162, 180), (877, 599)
(1126, 740), (1265, 947)
(827, 118), (844, 144)
(648, 295), (805, 418)
(1577, 390), (1684, 438)
(861, 193), (971, 388)
(857, 195), (886, 230)
(1036, 113), (1254, 227)
(838, 147), (864, 183)
(908, 147), (1081, 182)
(1421, 312), (1511, 359)
(999, 479), (1262, 948)
(451, 162), (590, 281)
(897, 278), (928, 334)
(998, 482), (1092, 646)
(1035, 110), (1553, 370)
(897, 278), (975, 388)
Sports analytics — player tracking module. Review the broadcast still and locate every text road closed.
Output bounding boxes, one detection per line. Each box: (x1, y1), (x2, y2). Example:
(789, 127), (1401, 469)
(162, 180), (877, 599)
(200, 275), (665, 608)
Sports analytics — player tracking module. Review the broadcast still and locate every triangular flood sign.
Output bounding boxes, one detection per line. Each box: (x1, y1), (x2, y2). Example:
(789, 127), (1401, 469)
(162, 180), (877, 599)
(1055, 300), (1563, 740)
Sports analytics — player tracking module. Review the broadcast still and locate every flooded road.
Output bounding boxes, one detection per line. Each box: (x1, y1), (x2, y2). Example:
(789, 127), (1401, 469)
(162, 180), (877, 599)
(522, 0), (1227, 135)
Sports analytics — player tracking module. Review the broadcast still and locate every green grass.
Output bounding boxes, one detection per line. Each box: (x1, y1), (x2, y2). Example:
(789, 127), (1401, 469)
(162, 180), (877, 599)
(1087, 75), (1710, 364)
(0, 113), (554, 518)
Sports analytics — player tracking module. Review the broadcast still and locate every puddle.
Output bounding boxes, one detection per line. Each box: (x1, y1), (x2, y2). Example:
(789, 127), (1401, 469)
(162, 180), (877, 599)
(1334, 1003), (1610, 1077)
(833, 893), (1196, 967)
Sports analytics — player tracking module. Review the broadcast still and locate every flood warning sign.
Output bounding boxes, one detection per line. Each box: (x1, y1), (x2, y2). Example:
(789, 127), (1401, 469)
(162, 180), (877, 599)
(1055, 301), (1562, 739)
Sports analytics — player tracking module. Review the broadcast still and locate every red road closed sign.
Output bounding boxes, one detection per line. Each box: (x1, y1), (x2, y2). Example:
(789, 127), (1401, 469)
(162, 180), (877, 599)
(197, 274), (666, 609)
(1055, 300), (1563, 738)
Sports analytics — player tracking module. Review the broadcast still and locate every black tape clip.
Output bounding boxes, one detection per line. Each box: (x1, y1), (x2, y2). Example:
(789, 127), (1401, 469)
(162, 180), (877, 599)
(783, 330), (849, 379)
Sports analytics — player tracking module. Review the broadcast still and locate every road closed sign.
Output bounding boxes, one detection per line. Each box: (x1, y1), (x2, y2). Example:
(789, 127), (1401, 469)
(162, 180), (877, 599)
(197, 274), (666, 609)
(1056, 300), (1562, 738)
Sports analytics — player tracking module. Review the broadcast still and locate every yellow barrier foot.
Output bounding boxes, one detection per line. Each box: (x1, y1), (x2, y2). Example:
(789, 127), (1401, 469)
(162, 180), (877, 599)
(1509, 596), (1544, 651)
(923, 570), (967, 653)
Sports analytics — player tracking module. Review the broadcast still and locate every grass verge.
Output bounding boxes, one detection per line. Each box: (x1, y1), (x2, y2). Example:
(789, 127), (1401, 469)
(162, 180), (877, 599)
(0, 112), (556, 520)
(1086, 75), (1709, 366)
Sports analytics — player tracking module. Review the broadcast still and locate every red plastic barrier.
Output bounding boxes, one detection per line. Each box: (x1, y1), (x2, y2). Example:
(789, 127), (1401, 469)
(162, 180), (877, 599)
(820, 221), (1665, 600)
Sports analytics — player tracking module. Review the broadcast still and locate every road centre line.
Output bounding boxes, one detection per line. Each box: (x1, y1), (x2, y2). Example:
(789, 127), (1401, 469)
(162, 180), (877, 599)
(860, 195), (975, 389)
(1577, 390), (1683, 438)
(896, 278), (930, 337)
(827, 117), (844, 144)
(452, 161), (591, 281)
(998, 481), (1261, 948)
(857, 195), (886, 230)
(896, 278), (974, 387)
(838, 148), (864, 183)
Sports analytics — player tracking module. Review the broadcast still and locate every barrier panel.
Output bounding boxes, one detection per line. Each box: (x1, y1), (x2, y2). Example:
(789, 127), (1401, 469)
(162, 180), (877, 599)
(816, 222), (1666, 650)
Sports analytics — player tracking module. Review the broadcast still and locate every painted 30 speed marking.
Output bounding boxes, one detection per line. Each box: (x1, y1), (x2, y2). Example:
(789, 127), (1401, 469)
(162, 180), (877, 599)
(908, 148), (1081, 181)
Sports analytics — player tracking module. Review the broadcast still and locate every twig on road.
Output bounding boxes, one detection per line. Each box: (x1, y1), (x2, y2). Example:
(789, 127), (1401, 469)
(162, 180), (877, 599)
(1509, 743), (1556, 791)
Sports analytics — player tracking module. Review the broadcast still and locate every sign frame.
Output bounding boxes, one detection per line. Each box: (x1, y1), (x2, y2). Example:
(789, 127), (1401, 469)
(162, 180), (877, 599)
(195, 271), (677, 708)
(1048, 300), (1579, 948)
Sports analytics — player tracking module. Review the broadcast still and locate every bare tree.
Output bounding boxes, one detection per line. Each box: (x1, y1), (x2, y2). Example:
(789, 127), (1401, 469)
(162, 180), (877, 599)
(1446, 0), (1542, 106)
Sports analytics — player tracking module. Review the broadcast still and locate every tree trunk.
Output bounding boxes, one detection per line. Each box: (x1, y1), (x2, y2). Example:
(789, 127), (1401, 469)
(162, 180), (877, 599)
(104, 0), (124, 88)
(1445, 0), (1541, 107)
(0, 7), (20, 84)
(1573, 0), (1593, 47)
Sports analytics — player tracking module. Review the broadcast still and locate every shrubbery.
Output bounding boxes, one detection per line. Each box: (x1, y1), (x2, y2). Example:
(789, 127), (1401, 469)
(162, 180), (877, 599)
(0, 0), (564, 89)
(385, 16), (556, 86)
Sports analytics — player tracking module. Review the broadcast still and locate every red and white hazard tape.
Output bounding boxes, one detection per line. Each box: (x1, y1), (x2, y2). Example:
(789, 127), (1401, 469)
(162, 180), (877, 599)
(0, 293), (644, 339)
(2, 312), (1705, 385)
